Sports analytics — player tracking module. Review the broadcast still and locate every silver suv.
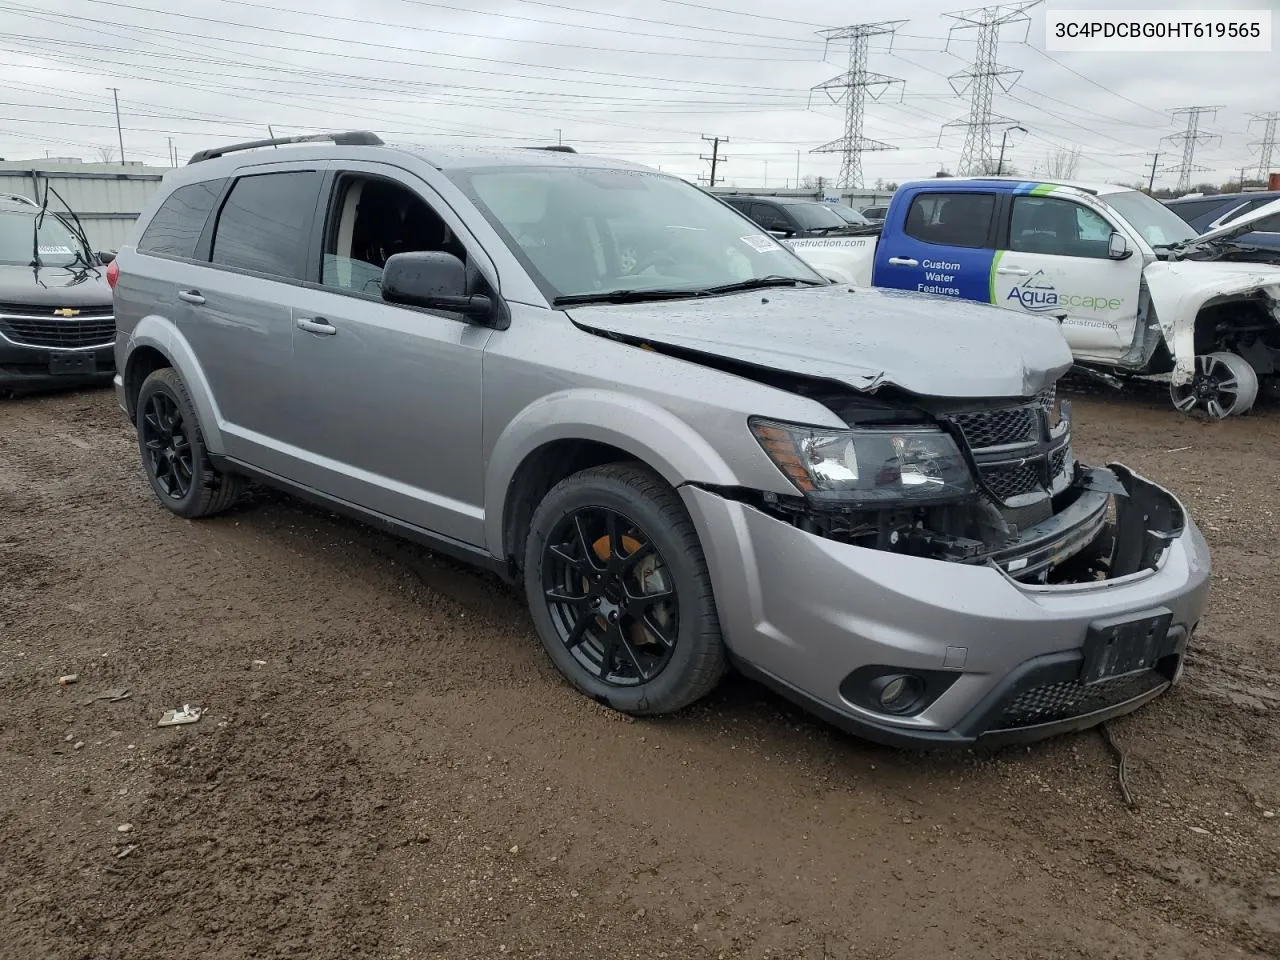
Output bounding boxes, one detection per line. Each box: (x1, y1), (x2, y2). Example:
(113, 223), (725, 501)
(111, 132), (1211, 746)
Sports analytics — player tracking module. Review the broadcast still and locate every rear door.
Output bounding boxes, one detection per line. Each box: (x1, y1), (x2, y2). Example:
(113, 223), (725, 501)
(991, 191), (1142, 357)
(184, 165), (324, 471)
(870, 188), (999, 302)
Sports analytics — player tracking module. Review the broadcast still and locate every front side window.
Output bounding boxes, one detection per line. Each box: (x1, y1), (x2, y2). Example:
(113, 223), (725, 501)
(901, 192), (995, 248)
(0, 209), (88, 267)
(1009, 196), (1114, 258)
(749, 203), (792, 233)
(446, 166), (824, 301)
(320, 175), (469, 297)
(137, 179), (226, 259)
(210, 171), (322, 280)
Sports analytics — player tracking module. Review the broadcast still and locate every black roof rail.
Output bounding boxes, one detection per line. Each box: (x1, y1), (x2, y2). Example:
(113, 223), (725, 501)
(188, 131), (384, 164)
(522, 145), (576, 153)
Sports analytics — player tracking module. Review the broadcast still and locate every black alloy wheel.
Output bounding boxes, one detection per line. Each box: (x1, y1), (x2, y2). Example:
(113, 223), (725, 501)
(141, 390), (193, 500)
(541, 507), (679, 686)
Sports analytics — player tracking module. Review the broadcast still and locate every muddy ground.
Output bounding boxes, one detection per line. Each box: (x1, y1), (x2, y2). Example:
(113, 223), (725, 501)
(1, 382), (1277, 960)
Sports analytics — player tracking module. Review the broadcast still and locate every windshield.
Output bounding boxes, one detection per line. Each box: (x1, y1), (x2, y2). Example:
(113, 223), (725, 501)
(830, 206), (870, 225)
(785, 201), (851, 230)
(0, 210), (85, 267)
(448, 166), (824, 300)
(1103, 190), (1199, 248)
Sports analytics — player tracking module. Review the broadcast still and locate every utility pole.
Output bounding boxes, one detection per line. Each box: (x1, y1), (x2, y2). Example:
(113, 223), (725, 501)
(809, 20), (905, 189)
(942, 1), (1039, 175)
(795, 149), (800, 186)
(1163, 106), (1222, 193)
(556, 128), (563, 146)
(107, 87), (125, 163)
(167, 137), (175, 168)
(1146, 151), (1160, 192)
(996, 123), (1026, 174)
(699, 135), (727, 188)
(1249, 111), (1278, 183)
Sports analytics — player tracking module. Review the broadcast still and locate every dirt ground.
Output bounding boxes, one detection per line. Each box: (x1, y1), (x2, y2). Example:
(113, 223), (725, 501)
(1, 381), (1278, 960)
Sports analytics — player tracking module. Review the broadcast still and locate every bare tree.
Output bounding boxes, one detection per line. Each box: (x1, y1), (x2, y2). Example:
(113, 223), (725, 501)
(94, 146), (117, 163)
(1044, 146), (1082, 179)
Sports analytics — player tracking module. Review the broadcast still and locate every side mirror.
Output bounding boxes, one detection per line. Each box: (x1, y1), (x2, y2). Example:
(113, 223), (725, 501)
(381, 251), (492, 321)
(96, 250), (115, 264)
(1107, 232), (1131, 260)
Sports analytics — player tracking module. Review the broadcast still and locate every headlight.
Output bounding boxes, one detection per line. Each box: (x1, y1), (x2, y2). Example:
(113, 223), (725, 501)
(750, 417), (975, 505)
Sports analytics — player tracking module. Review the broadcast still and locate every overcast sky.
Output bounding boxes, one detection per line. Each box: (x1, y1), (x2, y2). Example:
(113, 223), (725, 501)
(0, 0), (1276, 191)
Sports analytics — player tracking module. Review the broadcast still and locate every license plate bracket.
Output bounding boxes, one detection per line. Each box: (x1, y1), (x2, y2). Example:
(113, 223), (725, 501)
(49, 353), (96, 376)
(1081, 608), (1172, 685)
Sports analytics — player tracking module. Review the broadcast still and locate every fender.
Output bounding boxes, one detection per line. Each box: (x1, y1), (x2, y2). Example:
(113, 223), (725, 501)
(484, 388), (742, 556)
(1143, 262), (1280, 385)
(123, 314), (228, 454)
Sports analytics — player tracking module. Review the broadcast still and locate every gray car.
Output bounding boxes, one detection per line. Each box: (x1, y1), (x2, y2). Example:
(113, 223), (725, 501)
(110, 131), (1211, 747)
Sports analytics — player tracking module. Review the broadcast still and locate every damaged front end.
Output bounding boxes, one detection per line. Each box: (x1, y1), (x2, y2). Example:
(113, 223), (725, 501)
(745, 388), (1183, 585)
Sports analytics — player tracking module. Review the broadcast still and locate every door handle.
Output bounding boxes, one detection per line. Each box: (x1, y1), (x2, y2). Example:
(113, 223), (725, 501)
(996, 267), (1030, 276)
(887, 257), (918, 266)
(177, 289), (205, 305)
(296, 317), (337, 336)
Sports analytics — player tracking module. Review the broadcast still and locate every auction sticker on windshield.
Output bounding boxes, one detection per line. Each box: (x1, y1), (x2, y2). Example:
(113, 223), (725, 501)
(740, 234), (782, 253)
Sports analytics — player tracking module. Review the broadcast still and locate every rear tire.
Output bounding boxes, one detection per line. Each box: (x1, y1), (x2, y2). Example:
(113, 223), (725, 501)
(136, 367), (242, 518)
(523, 462), (727, 715)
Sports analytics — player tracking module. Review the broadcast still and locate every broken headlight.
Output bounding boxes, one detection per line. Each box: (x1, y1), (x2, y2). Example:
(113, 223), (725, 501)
(750, 417), (975, 505)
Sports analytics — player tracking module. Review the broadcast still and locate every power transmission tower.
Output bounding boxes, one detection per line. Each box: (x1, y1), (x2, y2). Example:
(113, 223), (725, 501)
(1163, 106), (1222, 193)
(699, 135), (728, 188)
(1249, 111), (1279, 182)
(942, 1), (1038, 176)
(808, 20), (906, 189)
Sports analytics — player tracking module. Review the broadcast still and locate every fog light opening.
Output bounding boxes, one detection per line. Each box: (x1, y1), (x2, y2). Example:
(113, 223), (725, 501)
(873, 674), (925, 715)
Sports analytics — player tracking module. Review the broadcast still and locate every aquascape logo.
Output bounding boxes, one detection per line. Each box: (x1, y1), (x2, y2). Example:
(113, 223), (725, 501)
(1004, 270), (1123, 313)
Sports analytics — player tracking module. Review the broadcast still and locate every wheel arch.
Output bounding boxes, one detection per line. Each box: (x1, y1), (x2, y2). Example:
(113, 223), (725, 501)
(487, 390), (741, 568)
(121, 316), (226, 452)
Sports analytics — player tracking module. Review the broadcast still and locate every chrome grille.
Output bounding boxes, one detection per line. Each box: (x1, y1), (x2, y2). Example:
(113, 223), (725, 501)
(0, 301), (113, 318)
(0, 316), (115, 348)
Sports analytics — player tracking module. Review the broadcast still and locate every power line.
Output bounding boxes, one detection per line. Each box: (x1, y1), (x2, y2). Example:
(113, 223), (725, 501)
(808, 21), (906, 189)
(942, 1), (1040, 175)
(1163, 106), (1223, 193)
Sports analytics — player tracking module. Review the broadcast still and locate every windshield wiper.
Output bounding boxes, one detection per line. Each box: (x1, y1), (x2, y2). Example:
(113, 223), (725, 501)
(553, 288), (708, 306)
(696, 275), (825, 295)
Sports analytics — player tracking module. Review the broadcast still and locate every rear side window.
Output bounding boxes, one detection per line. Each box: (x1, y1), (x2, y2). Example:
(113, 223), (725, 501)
(902, 192), (995, 248)
(136, 179), (225, 259)
(210, 171), (322, 280)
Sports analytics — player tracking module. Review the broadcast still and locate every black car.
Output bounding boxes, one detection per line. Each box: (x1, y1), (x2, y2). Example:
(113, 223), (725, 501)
(0, 194), (115, 394)
(1165, 191), (1280, 255)
(859, 204), (888, 224)
(717, 195), (877, 239)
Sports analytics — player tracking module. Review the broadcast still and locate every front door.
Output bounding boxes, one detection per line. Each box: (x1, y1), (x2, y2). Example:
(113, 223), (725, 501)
(284, 162), (495, 547)
(991, 193), (1143, 358)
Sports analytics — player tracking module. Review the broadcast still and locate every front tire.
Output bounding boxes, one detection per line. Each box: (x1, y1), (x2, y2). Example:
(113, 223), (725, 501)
(523, 462), (727, 715)
(1169, 351), (1259, 419)
(136, 367), (242, 518)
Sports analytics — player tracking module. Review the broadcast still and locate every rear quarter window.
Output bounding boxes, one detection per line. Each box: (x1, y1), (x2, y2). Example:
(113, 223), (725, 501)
(136, 179), (226, 259)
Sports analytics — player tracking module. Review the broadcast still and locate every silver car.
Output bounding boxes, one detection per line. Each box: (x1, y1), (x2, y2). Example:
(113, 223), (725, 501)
(110, 132), (1211, 746)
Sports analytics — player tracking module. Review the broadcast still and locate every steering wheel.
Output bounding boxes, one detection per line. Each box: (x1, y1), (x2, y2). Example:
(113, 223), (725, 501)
(628, 248), (681, 275)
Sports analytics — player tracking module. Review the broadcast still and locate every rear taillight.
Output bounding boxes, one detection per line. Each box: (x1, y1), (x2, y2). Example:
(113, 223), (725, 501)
(105, 259), (119, 289)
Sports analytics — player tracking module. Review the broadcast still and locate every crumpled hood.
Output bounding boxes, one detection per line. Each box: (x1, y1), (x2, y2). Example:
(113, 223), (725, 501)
(0, 263), (111, 307)
(566, 284), (1073, 398)
(1192, 196), (1280, 245)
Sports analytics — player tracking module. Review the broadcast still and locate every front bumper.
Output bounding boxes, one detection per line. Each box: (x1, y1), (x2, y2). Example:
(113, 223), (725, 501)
(683, 463), (1211, 747)
(0, 337), (114, 391)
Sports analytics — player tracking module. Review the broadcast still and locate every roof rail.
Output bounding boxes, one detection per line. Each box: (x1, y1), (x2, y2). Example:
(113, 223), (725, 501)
(522, 145), (576, 154)
(968, 175), (1099, 196)
(188, 131), (384, 164)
